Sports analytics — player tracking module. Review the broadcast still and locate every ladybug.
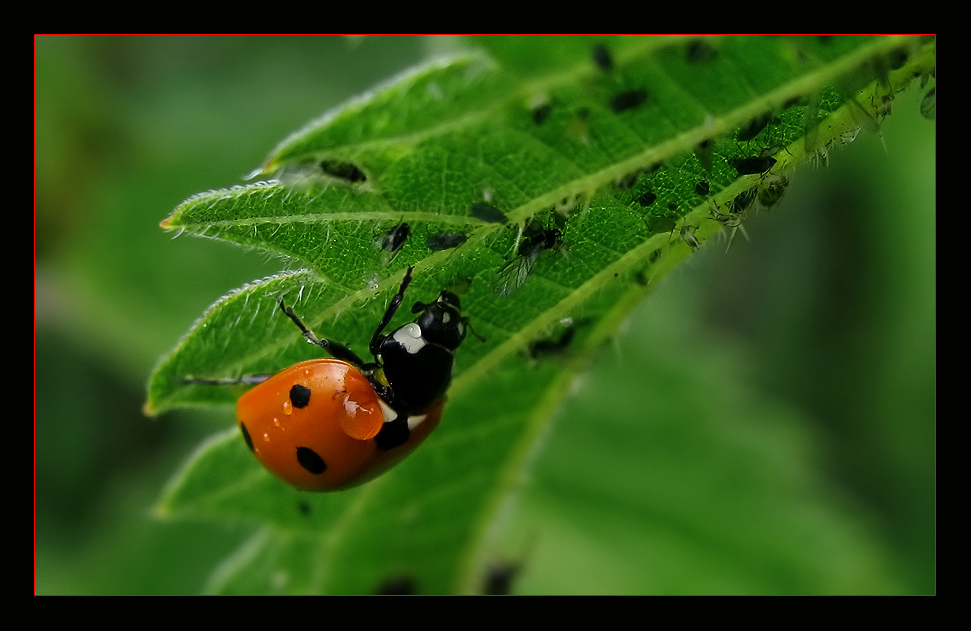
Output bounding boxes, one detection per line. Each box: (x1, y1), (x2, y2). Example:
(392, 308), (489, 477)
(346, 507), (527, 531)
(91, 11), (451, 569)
(231, 267), (474, 491)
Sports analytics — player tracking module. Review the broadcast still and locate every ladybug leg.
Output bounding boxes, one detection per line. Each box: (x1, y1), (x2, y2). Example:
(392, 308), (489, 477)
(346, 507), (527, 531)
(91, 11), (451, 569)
(368, 266), (414, 357)
(278, 299), (369, 368)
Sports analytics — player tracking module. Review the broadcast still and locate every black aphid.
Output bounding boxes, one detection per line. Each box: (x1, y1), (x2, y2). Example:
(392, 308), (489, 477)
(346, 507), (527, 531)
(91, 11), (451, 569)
(493, 223), (563, 297)
(610, 89), (648, 113)
(532, 102), (553, 125)
(426, 232), (468, 251)
(686, 39), (716, 63)
(592, 43), (614, 71)
(636, 191), (657, 207)
(920, 87), (935, 120)
(528, 325), (577, 361)
(696, 138), (716, 172)
(319, 158), (367, 184)
(381, 222), (410, 254)
(731, 156), (777, 176)
(471, 202), (508, 224)
(737, 113), (773, 142)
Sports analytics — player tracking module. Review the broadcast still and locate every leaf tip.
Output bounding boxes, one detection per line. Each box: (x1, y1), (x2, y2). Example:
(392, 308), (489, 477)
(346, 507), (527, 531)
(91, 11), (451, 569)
(159, 214), (181, 231)
(143, 398), (159, 417)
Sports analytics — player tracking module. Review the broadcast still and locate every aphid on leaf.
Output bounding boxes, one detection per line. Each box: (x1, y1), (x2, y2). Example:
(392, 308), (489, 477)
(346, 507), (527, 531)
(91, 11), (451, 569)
(531, 101), (553, 125)
(483, 560), (523, 595)
(380, 222), (410, 254)
(712, 190), (755, 253)
(610, 89), (648, 113)
(679, 225), (701, 250)
(695, 138), (716, 172)
(375, 575), (417, 595)
(731, 156), (777, 176)
(736, 113), (774, 142)
(471, 201), (508, 224)
(319, 158), (367, 184)
(426, 231), (468, 251)
(647, 215), (677, 235)
(636, 190), (658, 207)
(616, 170), (642, 190)
(920, 87), (935, 120)
(493, 223), (564, 297)
(592, 43), (614, 71)
(685, 39), (716, 63)
(527, 319), (578, 361)
(729, 188), (757, 215)
(888, 46), (910, 71)
(758, 175), (791, 209)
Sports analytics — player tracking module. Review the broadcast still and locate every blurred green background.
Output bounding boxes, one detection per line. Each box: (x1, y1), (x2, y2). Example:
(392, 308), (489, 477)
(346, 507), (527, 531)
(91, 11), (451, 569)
(35, 36), (934, 594)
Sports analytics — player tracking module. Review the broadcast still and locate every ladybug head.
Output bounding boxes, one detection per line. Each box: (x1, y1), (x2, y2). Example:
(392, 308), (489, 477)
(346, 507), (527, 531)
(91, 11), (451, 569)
(412, 291), (466, 351)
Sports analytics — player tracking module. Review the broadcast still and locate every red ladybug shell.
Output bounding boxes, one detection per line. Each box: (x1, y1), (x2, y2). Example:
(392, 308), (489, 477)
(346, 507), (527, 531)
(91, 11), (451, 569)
(237, 359), (443, 491)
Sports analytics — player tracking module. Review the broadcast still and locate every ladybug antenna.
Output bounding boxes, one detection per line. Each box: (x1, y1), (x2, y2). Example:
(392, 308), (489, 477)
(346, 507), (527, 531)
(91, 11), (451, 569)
(465, 318), (487, 343)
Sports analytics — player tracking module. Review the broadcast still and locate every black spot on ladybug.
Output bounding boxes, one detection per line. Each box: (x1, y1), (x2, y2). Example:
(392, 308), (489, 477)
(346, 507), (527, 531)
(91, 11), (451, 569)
(240, 423), (254, 452)
(319, 158), (367, 184)
(374, 415), (410, 450)
(610, 89), (648, 113)
(296, 446), (327, 475)
(289, 384), (311, 409)
(695, 181), (710, 197)
(426, 231), (467, 251)
(470, 202), (508, 224)
(592, 43), (613, 71)
(636, 191), (657, 207)
(381, 222), (410, 254)
(737, 113), (773, 142)
(297, 500), (311, 516)
(731, 156), (777, 176)
(375, 575), (417, 594)
(686, 39), (716, 63)
(532, 102), (553, 125)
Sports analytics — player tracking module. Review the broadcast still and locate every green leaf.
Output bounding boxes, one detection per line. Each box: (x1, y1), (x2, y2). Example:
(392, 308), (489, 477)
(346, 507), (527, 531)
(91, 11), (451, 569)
(147, 35), (934, 593)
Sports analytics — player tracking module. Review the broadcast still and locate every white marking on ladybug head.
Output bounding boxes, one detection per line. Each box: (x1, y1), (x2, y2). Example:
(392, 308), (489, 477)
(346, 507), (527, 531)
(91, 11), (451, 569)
(378, 400), (397, 425)
(392, 323), (427, 355)
(407, 413), (429, 431)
